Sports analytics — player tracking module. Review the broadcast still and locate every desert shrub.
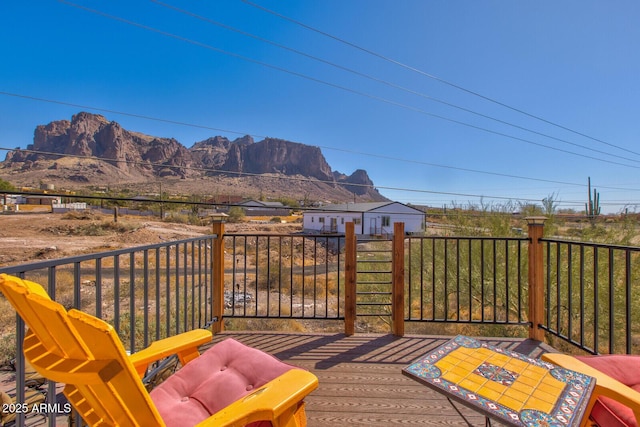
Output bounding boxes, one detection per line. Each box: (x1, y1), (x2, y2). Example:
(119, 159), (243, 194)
(227, 207), (245, 223)
(61, 210), (99, 220)
(163, 213), (203, 225)
(0, 178), (15, 191)
(564, 217), (638, 245)
(0, 334), (16, 367)
(47, 220), (139, 236)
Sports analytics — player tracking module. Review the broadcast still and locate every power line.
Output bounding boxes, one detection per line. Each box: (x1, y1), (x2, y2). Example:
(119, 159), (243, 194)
(150, 0), (639, 165)
(0, 146), (344, 187)
(0, 91), (260, 138)
(0, 146), (579, 206)
(0, 91), (640, 191)
(5, 189), (614, 220)
(371, 164), (640, 193)
(57, 1), (640, 171)
(3, 90), (640, 196)
(240, 0), (640, 159)
(317, 144), (586, 188)
(4, 145), (640, 209)
(6, 4), (640, 204)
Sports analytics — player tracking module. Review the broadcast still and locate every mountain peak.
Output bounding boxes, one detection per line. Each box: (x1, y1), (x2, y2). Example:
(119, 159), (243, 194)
(1, 112), (387, 202)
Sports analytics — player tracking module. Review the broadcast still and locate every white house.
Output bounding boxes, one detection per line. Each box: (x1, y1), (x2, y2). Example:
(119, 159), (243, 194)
(302, 202), (425, 236)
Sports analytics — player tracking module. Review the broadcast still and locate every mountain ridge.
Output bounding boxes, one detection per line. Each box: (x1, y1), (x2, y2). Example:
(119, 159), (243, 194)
(1, 112), (386, 203)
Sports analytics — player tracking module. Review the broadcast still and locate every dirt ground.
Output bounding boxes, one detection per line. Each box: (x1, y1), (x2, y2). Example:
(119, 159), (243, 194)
(0, 212), (302, 268)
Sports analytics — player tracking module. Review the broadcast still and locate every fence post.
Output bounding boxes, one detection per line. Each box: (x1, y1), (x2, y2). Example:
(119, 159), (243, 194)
(392, 222), (405, 337)
(212, 219), (226, 333)
(526, 216), (546, 341)
(345, 222), (357, 336)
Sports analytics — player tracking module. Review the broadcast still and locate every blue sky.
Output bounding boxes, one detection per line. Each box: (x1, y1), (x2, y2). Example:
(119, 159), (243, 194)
(1, 1), (639, 213)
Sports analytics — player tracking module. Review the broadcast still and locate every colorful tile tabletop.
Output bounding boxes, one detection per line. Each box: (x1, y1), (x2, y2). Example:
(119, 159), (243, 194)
(402, 336), (595, 427)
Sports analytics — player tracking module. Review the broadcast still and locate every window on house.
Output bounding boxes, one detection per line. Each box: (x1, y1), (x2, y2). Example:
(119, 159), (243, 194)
(341, 218), (344, 224)
(382, 216), (391, 227)
(311, 217), (314, 223)
(319, 217), (325, 223)
(353, 218), (361, 225)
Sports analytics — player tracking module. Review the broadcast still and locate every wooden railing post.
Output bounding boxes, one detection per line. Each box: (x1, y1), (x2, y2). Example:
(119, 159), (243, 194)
(392, 222), (405, 337)
(345, 222), (357, 336)
(527, 216), (546, 341)
(212, 220), (226, 334)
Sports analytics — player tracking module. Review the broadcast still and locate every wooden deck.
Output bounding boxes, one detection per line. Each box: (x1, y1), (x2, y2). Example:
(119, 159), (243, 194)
(206, 332), (556, 426)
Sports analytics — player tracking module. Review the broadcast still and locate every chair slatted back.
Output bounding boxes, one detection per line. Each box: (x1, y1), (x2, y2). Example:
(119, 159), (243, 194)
(0, 274), (166, 427)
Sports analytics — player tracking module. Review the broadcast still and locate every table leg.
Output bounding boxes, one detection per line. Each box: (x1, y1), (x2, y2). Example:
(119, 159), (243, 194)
(446, 397), (481, 427)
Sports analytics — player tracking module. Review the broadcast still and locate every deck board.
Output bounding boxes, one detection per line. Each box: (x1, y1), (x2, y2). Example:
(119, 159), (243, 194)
(206, 332), (555, 426)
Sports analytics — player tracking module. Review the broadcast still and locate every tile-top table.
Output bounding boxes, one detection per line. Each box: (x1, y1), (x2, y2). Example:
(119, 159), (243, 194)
(402, 336), (595, 426)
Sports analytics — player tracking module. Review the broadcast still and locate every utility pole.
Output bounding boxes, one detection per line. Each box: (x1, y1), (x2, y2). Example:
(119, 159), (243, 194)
(159, 181), (164, 219)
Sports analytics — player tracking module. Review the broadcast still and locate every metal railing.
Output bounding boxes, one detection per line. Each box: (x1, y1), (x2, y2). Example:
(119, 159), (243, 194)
(541, 238), (640, 355)
(0, 235), (218, 427)
(355, 238), (393, 317)
(222, 228), (639, 355)
(3, 220), (640, 425)
(404, 236), (529, 326)
(223, 234), (345, 320)
(341, 221), (532, 336)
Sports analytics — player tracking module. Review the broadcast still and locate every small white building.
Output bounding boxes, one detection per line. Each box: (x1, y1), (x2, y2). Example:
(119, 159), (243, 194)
(303, 202), (425, 236)
(52, 202), (88, 213)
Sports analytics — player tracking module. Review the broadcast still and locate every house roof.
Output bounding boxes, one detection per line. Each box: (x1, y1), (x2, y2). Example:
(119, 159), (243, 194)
(239, 200), (285, 207)
(317, 202), (391, 212)
(310, 201), (423, 214)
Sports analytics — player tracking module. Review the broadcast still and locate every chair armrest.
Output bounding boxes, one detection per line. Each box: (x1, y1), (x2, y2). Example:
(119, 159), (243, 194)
(195, 369), (319, 427)
(129, 329), (212, 377)
(542, 353), (640, 425)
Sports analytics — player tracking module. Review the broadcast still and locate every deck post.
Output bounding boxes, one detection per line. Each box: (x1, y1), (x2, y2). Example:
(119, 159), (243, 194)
(345, 222), (357, 336)
(392, 222), (405, 337)
(526, 216), (546, 341)
(212, 219), (226, 333)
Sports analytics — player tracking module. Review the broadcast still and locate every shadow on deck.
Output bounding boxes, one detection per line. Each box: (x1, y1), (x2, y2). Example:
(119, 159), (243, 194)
(206, 332), (555, 426)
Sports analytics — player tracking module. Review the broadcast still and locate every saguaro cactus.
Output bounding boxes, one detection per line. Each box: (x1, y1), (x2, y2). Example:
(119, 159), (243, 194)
(585, 177), (601, 218)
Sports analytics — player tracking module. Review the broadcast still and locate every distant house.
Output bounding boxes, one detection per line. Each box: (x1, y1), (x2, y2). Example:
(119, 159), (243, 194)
(52, 202), (88, 213)
(302, 202), (425, 236)
(17, 195), (62, 206)
(237, 200), (290, 217)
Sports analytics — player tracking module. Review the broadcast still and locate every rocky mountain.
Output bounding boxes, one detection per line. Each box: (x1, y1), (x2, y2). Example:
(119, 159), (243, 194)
(6, 112), (194, 179)
(1, 112), (386, 202)
(333, 169), (376, 196)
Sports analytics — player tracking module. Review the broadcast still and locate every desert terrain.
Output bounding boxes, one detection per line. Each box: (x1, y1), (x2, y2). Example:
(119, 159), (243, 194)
(0, 211), (301, 268)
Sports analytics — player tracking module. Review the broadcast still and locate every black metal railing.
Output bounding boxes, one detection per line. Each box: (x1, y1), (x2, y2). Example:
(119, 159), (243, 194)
(404, 236), (530, 326)
(223, 234), (345, 320)
(541, 238), (640, 355)
(0, 235), (217, 427)
(3, 224), (640, 426)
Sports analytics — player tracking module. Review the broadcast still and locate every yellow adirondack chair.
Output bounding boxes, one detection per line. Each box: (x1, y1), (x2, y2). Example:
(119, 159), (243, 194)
(543, 353), (640, 427)
(0, 273), (318, 427)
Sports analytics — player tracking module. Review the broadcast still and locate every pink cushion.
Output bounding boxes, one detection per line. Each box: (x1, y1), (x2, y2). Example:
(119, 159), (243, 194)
(150, 338), (296, 427)
(576, 355), (640, 427)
